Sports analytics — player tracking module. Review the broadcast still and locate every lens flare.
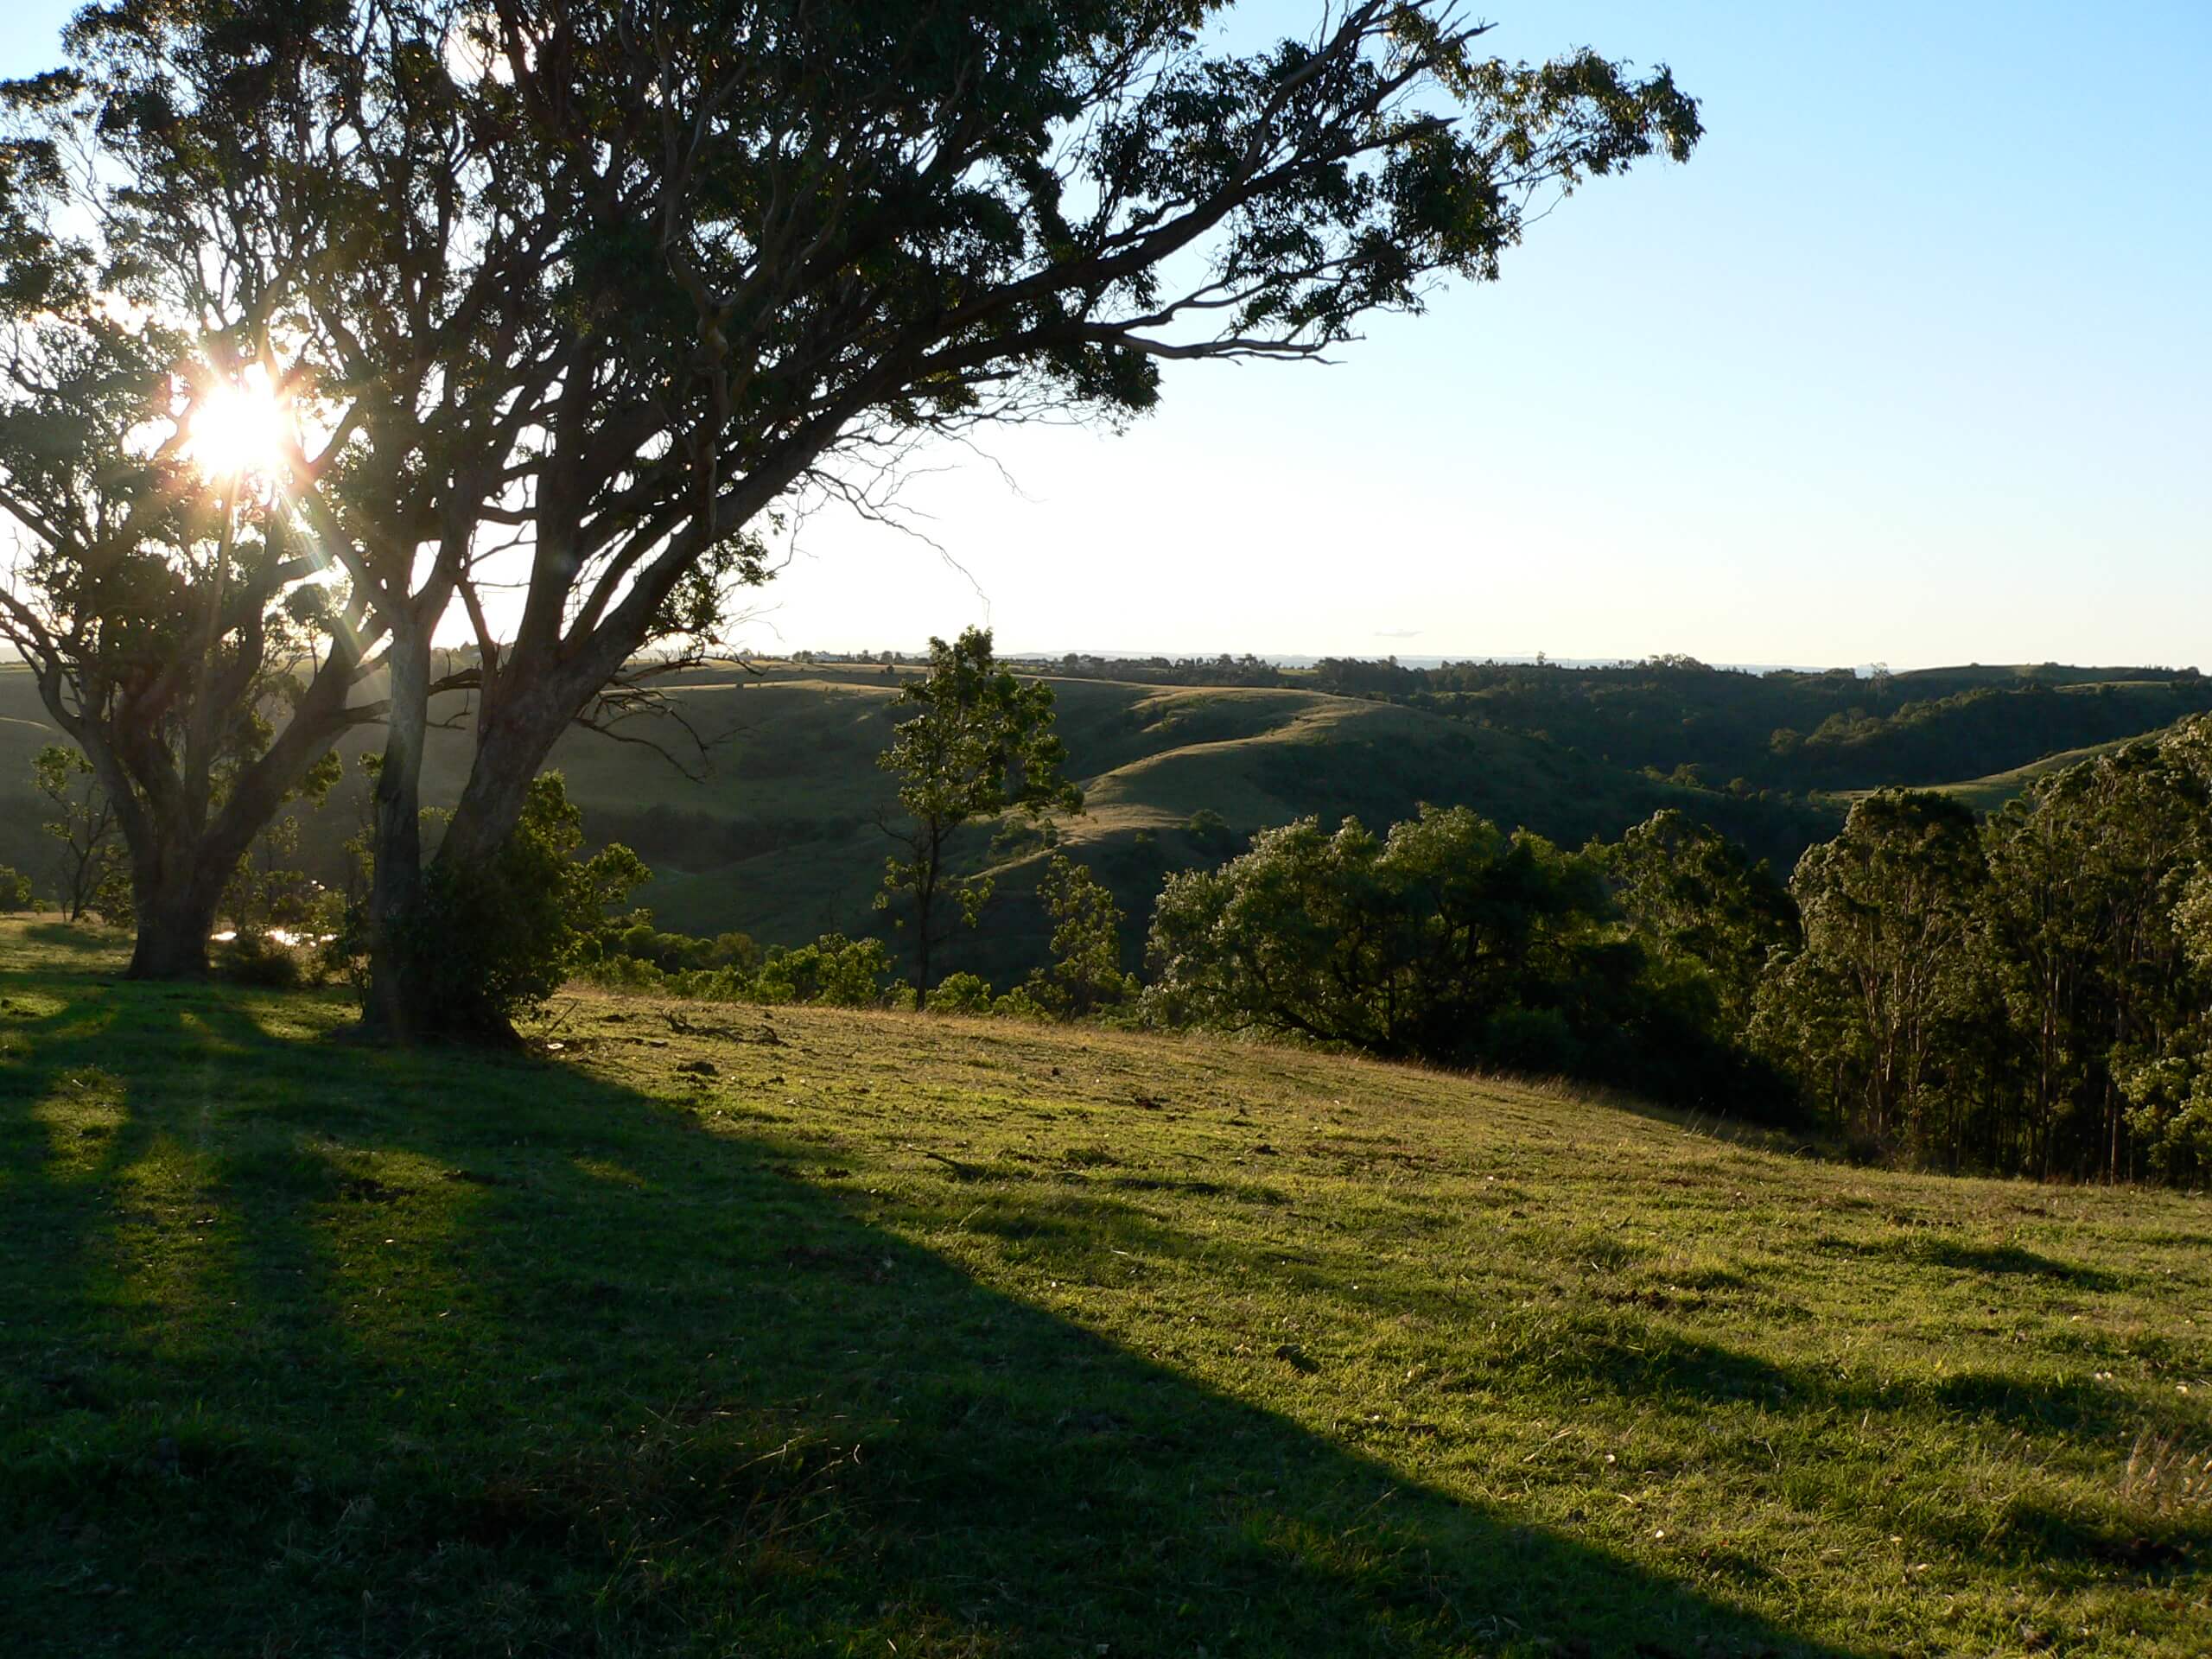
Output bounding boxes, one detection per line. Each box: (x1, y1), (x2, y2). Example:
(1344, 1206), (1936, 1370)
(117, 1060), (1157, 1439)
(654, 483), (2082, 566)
(188, 372), (293, 482)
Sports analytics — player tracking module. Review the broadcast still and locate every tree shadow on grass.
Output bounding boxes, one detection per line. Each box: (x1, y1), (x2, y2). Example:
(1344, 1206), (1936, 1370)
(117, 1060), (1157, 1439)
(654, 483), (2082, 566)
(1535, 1320), (2209, 1578)
(1813, 1230), (2125, 1293)
(14, 920), (126, 956)
(0, 970), (1880, 1658)
(973, 1171), (2211, 1589)
(1910, 1236), (2123, 1291)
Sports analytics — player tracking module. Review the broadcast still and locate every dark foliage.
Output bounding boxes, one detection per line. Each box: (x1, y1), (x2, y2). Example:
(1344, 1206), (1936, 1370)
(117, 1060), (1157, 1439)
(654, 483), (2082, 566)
(372, 775), (647, 1040)
(1146, 804), (1797, 1119)
(1756, 721), (2212, 1183)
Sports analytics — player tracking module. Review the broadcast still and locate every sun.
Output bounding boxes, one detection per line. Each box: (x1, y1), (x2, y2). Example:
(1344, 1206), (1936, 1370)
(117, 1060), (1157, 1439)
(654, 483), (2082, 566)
(187, 370), (294, 483)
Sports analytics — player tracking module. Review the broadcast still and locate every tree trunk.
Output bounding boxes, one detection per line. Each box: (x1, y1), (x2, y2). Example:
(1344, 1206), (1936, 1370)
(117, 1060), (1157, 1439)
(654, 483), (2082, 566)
(125, 826), (223, 980)
(436, 682), (572, 869)
(364, 644), (577, 1043)
(128, 882), (219, 978)
(362, 629), (433, 1039)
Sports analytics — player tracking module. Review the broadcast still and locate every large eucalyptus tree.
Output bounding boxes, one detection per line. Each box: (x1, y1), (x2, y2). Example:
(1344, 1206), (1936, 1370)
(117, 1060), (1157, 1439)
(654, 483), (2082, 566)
(9, 0), (1702, 1033)
(0, 296), (382, 976)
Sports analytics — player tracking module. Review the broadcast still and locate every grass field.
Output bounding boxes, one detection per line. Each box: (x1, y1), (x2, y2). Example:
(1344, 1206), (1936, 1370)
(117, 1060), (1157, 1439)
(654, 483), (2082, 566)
(3, 919), (2208, 1656)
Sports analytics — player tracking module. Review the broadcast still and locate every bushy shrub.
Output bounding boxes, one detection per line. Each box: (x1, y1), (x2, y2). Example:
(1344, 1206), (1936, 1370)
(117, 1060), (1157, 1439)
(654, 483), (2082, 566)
(385, 773), (647, 1035)
(599, 919), (760, 975)
(753, 933), (890, 1007)
(1184, 808), (1241, 860)
(221, 933), (315, 990)
(582, 954), (670, 993)
(88, 866), (135, 927)
(990, 985), (1051, 1021)
(669, 966), (757, 1002)
(928, 972), (995, 1014)
(0, 866), (32, 912)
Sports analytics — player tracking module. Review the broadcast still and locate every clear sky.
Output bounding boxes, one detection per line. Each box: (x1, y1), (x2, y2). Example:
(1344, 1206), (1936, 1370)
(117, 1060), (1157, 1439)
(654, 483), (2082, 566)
(6, 3), (2208, 670)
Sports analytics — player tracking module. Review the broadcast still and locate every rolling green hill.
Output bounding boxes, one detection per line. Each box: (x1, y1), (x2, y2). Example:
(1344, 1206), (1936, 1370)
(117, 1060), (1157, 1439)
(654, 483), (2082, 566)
(515, 670), (1817, 979)
(11, 656), (2207, 987)
(0, 660), (1833, 982)
(3, 921), (2208, 1656)
(1842, 734), (2153, 816)
(1311, 658), (2212, 796)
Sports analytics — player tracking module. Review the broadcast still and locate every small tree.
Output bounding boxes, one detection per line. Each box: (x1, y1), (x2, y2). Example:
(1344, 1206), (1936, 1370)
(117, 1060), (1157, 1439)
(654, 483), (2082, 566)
(1029, 855), (1132, 1017)
(0, 865), (33, 912)
(381, 774), (649, 1041)
(875, 629), (1081, 1007)
(33, 745), (123, 924)
(1185, 809), (1243, 861)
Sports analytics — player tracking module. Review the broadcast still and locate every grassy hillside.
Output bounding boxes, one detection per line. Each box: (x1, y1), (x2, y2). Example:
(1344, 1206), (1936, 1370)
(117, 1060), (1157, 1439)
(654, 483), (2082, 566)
(1323, 659), (2212, 798)
(558, 671), (1845, 979)
(0, 662), (1827, 982)
(12, 658), (2209, 983)
(2, 919), (2207, 1656)
(1843, 736), (2149, 816)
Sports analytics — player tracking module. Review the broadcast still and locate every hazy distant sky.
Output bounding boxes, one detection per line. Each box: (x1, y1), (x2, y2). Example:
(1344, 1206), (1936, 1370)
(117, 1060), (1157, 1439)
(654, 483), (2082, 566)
(5, 3), (2207, 670)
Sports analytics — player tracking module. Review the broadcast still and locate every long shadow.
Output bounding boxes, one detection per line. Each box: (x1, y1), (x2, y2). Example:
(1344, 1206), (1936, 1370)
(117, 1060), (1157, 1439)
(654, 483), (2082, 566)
(15, 921), (124, 956)
(1815, 1230), (2124, 1292)
(4, 964), (1888, 1656)
(1540, 1320), (2167, 1445)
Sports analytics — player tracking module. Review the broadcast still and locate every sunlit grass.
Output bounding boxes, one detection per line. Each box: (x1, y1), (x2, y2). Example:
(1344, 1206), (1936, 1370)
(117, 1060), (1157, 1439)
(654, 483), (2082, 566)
(1, 917), (2207, 1657)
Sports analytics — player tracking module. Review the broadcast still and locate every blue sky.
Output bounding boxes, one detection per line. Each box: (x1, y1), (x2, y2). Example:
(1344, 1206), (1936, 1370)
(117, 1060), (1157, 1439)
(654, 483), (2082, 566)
(5, 2), (2207, 669)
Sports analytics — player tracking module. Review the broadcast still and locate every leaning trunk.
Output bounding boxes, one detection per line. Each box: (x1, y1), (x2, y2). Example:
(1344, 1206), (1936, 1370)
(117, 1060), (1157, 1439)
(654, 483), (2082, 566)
(366, 646), (575, 1041)
(435, 678), (574, 870)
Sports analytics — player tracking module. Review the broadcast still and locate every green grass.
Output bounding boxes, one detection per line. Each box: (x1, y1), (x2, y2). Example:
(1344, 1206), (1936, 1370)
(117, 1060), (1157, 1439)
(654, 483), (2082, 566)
(3, 921), (2209, 1656)
(1840, 721), (2193, 816)
(1862, 737), (2150, 816)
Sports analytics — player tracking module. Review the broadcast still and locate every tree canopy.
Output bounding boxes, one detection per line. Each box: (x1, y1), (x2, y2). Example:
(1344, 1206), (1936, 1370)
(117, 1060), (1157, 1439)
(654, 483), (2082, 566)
(876, 626), (1081, 1003)
(3, 0), (1701, 1024)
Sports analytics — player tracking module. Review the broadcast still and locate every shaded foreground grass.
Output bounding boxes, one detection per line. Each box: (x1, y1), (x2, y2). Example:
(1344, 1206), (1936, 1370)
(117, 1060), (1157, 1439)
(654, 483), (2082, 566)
(2, 922), (2208, 1656)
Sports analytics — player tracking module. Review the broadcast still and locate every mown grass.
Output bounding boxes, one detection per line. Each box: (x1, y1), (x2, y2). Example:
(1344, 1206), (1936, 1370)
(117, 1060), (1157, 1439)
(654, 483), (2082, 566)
(3, 918), (2209, 1657)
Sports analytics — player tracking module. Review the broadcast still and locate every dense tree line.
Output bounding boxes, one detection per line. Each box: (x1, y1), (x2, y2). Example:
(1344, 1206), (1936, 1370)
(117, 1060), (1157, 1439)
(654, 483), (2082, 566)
(1143, 804), (1796, 1117)
(1137, 720), (2212, 1185)
(1757, 721), (2212, 1183)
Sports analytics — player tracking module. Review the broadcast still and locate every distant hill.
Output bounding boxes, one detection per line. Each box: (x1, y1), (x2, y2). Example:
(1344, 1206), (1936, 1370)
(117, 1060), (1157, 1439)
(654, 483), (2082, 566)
(486, 667), (1835, 984)
(9, 655), (2205, 987)
(1299, 657), (2212, 794)
(1845, 733), (2156, 816)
